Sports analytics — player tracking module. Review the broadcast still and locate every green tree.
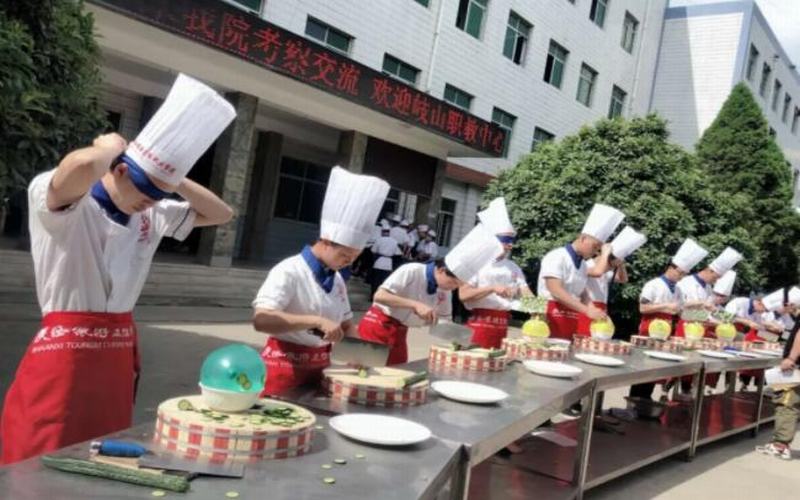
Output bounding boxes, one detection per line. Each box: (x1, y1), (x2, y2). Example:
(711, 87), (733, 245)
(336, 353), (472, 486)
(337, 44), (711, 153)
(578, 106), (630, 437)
(696, 83), (800, 289)
(485, 115), (757, 332)
(0, 0), (106, 205)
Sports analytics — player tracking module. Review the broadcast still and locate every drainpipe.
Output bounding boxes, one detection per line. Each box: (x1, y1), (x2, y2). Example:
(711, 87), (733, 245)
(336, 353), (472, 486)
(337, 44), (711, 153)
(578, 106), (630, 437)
(630, 0), (654, 115)
(424, 0), (447, 93)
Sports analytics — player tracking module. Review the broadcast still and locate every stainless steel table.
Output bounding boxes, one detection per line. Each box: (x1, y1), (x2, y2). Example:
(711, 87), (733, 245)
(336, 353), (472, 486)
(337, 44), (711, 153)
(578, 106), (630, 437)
(0, 415), (462, 500)
(284, 358), (596, 500)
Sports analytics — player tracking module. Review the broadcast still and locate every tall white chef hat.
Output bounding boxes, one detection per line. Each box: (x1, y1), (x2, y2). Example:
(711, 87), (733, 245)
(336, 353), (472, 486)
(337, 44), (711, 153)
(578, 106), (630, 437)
(762, 289), (785, 312)
(478, 197), (515, 235)
(124, 73), (236, 187)
(610, 226), (647, 260)
(319, 167), (390, 250)
(671, 238), (708, 273)
(444, 224), (503, 282)
(789, 286), (800, 306)
(708, 247), (743, 275)
(713, 270), (736, 296)
(581, 203), (625, 242)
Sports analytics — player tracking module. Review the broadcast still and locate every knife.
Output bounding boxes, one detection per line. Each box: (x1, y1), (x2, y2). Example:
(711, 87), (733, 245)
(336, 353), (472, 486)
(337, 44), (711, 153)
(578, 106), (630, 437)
(331, 336), (390, 367)
(91, 440), (245, 478)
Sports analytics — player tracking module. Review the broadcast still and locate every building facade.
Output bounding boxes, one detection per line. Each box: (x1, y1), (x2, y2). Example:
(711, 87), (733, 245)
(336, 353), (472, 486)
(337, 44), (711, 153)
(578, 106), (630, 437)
(651, 0), (800, 204)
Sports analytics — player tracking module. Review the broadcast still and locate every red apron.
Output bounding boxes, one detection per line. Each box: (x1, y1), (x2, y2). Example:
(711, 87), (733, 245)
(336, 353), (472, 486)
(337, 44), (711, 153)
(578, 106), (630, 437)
(546, 300), (580, 341)
(740, 329), (766, 380)
(576, 301), (608, 337)
(638, 312), (675, 336)
(467, 309), (510, 349)
(675, 319), (720, 388)
(260, 337), (331, 396)
(357, 305), (408, 366)
(1, 311), (139, 465)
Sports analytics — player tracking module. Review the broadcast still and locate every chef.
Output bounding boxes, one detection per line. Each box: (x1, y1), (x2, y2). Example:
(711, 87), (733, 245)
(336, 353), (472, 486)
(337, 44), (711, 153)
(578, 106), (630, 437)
(730, 288), (784, 388)
(252, 167), (389, 396)
(675, 246), (743, 338)
(1, 74), (236, 464)
(358, 224), (502, 364)
(416, 230), (439, 263)
(409, 223), (429, 259)
(576, 226), (646, 336)
(712, 270), (737, 306)
(628, 239), (700, 401)
(389, 216), (409, 268)
(370, 220), (401, 296)
(460, 198), (533, 348)
(537, 203), (625, 340)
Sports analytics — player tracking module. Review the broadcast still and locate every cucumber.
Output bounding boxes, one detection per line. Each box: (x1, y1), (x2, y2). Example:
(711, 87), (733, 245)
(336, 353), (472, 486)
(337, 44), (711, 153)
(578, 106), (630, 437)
(41, 455), (190, 492)
(177, 399), (194, 411)
(402, 371), (428, 387)
(487, 349), (507, 359)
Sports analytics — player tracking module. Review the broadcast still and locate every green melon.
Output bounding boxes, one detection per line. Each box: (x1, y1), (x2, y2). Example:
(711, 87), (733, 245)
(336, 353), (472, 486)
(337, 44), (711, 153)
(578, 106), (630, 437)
(522, 316), (550, 338)
(648, 319), (672, 340)
(685, 322), (705, 340)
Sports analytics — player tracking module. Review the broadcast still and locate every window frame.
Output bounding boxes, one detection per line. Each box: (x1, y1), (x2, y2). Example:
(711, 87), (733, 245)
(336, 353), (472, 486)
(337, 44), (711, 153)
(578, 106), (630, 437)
(590, 0), (609, 28)
(491, 107), (517, 157)
(576, 63), (598, 107)
(544, 40), (569, 88)
(608, 85), (627, 119)
(436, 197), (458, 247)
(456, 0), (489, 39)
(443, 84), (474, 111)
(304, 17), (354, 55)
(759, 62), (772, 98)
(503, 11), (532, 65)
(746, 44), (759, 81)
(783, 94), (792, 123)
(531, 127), (556, 151)
(382, 54), (421, 86)
(621, 11), (639, 53)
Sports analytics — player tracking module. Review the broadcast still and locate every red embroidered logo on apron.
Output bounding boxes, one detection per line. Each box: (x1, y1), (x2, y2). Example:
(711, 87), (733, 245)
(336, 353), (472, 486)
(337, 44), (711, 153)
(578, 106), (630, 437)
(138, 214), (151, 244)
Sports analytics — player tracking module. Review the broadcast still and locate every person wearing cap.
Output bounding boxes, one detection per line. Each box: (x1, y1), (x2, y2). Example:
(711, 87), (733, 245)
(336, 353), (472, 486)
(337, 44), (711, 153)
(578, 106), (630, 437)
(253, 167), (389, 396)
(416, 230), (439, 263)
(358, 224), (502, 365)
(537, 204), (625, 340)
(409, 224), (429, 259)
(370, 221), (402, 296)
(460, 198), (532, 348)
(389, 216), (410, 268)
(0, 74), (236, 464)
(711, 270), (736, 307)
(628, 240), (695, 402)
(577, 227), (646, 336)
(728, 289), (784, 389)
(756, 311), (800, 461)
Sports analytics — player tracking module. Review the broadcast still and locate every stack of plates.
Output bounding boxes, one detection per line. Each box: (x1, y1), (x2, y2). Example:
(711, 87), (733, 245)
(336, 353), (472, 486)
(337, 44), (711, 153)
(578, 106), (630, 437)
(523, 360), (583, 378)
(573, 353), (625, 367)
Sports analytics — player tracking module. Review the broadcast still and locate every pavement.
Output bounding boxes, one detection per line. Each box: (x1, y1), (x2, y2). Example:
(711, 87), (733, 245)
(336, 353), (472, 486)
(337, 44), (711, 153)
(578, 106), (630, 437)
(0, 305), (798, 497)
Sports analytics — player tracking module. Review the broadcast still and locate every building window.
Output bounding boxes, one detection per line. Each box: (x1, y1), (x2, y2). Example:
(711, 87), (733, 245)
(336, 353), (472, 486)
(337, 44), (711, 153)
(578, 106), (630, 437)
(532, 127), (555, 151)
(769, 126), (776, 138)
(772, 80), (782, 111)
(225, 0), (262, 14)
(305, 17), (353, 55)
(590, 0), (609, 28)
(456, 0), (488, 39)
(792, 107), (800, 134)
(382, 54), (420, 86)
(380, 189), (401, 220)
(491, 107), (516, 157)
(273, 157), (331, 223)
(544, 40), (569, 89)
(621, 12), (639, 53)
(414, 0), (430, 7)
(783, 94), (792, 123)
(436, 198), (457, 247)
(503, 11), (532, 65)
(576, 63), (598, 107)
(759, 63), (771, 98)
(444, 84), (473, 111)
(105, 110), (122, 133)
(608, 85), (627, 118)
(746, 44), (759, 81)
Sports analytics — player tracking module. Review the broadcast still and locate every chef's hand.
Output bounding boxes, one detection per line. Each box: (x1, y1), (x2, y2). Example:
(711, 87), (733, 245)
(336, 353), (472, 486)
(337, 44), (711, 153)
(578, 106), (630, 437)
(93, 133), (127, 155)
(414, 303), (436, 324)
(493, 286), (514, 298)
(780, 358), (796, 373)
(586, 304), (607, 321)
(664, 303), (681, 315)
(600, 243), (612, 258)
(317, 317), (345, 343)
(703, 302), (717, 312)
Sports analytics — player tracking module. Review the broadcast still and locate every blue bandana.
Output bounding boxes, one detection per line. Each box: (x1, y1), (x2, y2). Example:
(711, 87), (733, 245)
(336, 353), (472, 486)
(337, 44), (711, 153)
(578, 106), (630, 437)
(660, 275), (676, 294)
(339, 266), (352, 282)
(425, 262), (437, 295)
(498, 235), (516, 245)
(90, 181), (130, 226)
(301, 245), (336, 293)
(693, 273), (707, 288)
(748, 298), (755, 316)
(120, 155), (171, 201)
(564, 244), (582, 269)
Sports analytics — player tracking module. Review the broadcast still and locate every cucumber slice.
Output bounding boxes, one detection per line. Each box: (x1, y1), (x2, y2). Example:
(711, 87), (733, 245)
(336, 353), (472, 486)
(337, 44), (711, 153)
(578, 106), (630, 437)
(177, 399), (194, 411)
(323, 477), (336, 484)
(333, 458), (347, 465)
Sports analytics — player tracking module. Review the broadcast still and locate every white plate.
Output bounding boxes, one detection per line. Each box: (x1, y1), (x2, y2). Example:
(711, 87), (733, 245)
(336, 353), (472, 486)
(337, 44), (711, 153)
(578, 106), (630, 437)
(431, 381), (509, 404)
(735, 351), (763, 359)
(696, 349), (736, 359)
(546, 338), (573, 346)
(643, 350), (687, 362)
(523, 360), (583, 378)
(751, 349), (783, 358)
(573, 353), (625, 367)
(329, 414), (431, 446)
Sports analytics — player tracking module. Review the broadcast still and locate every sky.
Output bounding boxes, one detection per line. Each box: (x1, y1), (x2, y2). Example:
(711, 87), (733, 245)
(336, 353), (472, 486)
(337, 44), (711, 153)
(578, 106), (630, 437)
(669, 0), (800, 66)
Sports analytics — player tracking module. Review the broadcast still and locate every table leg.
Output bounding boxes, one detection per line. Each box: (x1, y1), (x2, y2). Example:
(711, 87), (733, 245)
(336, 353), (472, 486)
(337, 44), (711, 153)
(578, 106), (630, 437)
(688, 368), (705, 460)
(574, 385), (599, 500)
